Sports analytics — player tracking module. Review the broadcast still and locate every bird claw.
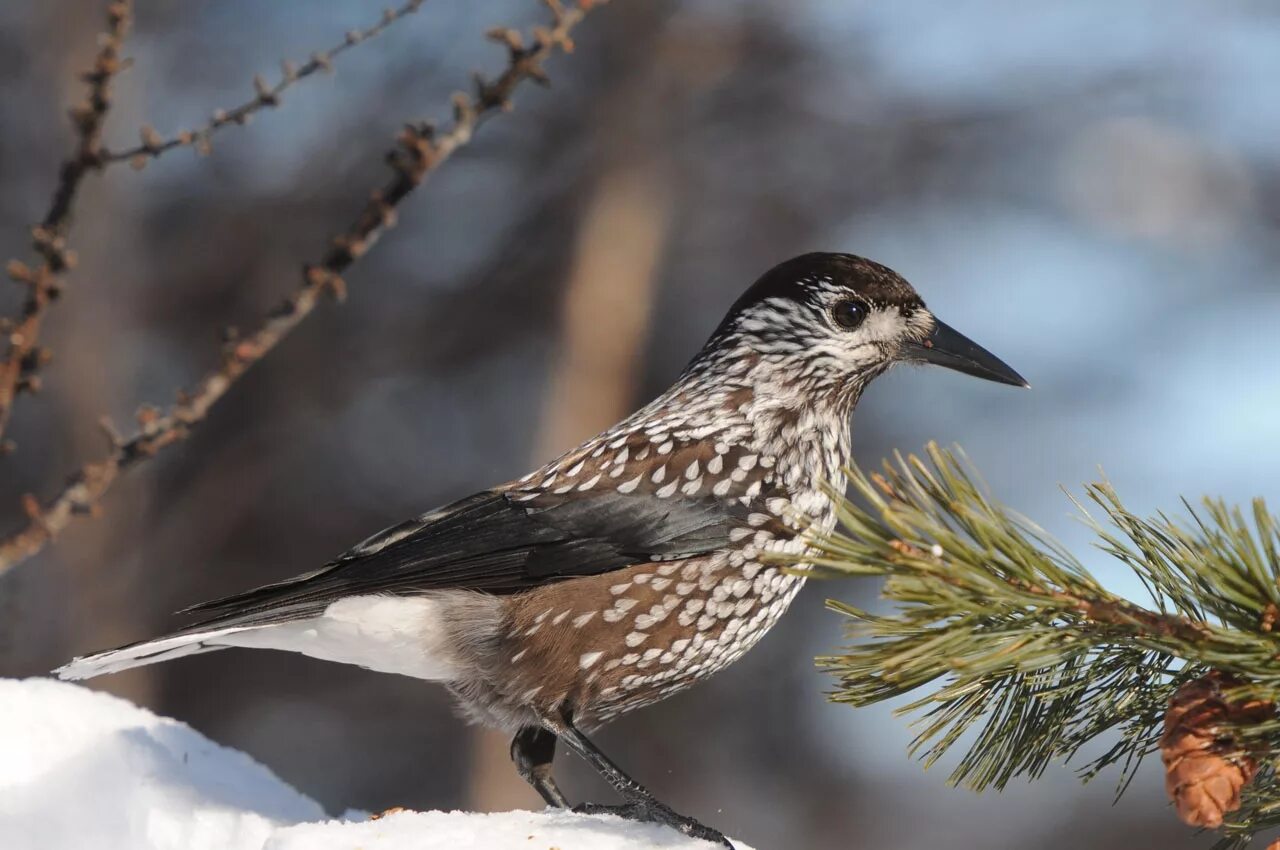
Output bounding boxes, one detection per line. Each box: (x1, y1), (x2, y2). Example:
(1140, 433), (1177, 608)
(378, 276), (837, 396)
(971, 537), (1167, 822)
(573, 800), (735, 848)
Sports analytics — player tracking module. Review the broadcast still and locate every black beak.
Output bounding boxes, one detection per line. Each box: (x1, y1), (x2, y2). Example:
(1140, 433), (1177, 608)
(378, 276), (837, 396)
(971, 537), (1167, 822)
(903, 319), (1029, 388)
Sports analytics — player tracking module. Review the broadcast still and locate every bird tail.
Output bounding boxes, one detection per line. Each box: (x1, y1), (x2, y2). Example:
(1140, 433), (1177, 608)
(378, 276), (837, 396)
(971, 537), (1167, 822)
(54, 626), (256, 681)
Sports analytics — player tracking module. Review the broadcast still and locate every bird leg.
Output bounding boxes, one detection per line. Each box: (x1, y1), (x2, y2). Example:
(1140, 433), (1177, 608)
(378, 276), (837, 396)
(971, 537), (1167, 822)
(510, 725), (570, 808)
(538, 710), (735, 850)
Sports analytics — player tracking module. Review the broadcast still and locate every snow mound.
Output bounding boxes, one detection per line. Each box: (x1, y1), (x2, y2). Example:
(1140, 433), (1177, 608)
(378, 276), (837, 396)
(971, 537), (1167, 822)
(0, 678), (324, 850)
(0, 679), (750, 850)
(268, 808), (748, 849)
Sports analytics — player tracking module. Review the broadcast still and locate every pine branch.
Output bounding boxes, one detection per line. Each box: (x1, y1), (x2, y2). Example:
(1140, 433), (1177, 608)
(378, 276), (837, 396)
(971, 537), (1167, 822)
(809, 443), (1280, 846)
(0, 0), (606, 578)
(0, 1), (132, 452)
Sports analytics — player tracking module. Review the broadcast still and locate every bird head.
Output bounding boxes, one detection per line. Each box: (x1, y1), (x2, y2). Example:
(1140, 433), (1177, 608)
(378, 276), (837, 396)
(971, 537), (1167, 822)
(692, 252), (1027, 413)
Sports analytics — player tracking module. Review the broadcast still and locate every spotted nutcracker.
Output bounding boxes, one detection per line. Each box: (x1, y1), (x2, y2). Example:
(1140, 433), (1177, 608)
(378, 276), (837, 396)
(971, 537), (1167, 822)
(57, 252), (1027, 847)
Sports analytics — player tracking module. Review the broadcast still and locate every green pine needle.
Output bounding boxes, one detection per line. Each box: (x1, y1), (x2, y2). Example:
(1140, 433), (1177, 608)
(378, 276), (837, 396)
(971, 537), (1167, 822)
(809, 443), (1280, 846)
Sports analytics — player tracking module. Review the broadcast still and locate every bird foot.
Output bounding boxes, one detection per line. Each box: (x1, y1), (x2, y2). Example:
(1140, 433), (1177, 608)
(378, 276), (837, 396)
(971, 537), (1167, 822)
(573, 800), (735, 849)
(369, 806), (413, 820)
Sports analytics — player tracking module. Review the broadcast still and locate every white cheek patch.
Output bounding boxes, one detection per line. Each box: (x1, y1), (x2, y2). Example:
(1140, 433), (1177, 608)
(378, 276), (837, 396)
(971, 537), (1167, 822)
(805, 307), (907, 369)
(857, 309), (906, 344)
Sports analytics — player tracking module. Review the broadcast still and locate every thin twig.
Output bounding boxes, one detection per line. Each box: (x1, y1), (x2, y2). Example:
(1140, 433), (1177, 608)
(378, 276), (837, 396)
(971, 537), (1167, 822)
(103, 0), (427, 168)
(0, 0), (604, 577)
(0, 1), (132, 452)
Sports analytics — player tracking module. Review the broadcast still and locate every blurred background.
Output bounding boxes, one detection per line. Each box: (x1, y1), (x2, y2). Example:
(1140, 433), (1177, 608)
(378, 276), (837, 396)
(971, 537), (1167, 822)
(2, 1), (1279, 848)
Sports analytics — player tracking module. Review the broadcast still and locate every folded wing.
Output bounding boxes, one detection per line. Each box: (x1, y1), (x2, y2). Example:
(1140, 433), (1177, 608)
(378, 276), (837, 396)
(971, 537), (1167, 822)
(180, 485), (768, 631)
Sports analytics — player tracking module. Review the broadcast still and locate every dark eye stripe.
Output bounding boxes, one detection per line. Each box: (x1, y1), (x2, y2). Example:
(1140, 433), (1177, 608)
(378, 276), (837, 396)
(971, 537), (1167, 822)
(832, 300), (866, 330)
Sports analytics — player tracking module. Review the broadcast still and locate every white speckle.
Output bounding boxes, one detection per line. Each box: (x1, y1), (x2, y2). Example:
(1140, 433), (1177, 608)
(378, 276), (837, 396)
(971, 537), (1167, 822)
(613, 446), (630, 466)
(625, 632), (647, 647)
(685, 460), (700, 480)
(730, 468), (747, 483)
(650, 466), (667, 484)
(656, 481), (679, 499)
(713, 478), (733, 497)
(729, 527), (752, 542)
(931, 543), (944, 557)
(572, 612), (596, 628)
(672, 638), (690, 653)
(579, 651), (603, 669)
(534, 609), (552, 624)
(522, 686), (543, 700)
(744, 481), (762, 499)
(610, 583), (632, 595)
(707, 455), (724, 474)
(578, 474), (601, 492)
(591, 444), (606, 458)
(633, 573), (651, 584)
(566, 460), (585, 477)
(511, 648), (528, 662)
(603, 609), (625, 623)
(613, 598), (638, 612)
(657, 441), (674, 455)
(696, 614), (716, 631)
(715, 442), (730, 454)
(609, 465), (625, 479)
(681, 478), (702, 495)
(524, 623), (542, 636)
(553, 484), (574, 495)
(738, 455), (758, 471)
(552, 610), (570, 625)
(635, 446), (650, 460)
(656, 563), (680, 577)
(650, 577), (671, 591)
(616, 473), (643, 494)
(622, 653), (641, 665)
(676, 582), (696, 595)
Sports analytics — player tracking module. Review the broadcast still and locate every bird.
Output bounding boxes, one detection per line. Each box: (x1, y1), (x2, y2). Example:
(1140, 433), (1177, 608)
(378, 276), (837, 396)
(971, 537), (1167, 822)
(56, 252), (1027, 848)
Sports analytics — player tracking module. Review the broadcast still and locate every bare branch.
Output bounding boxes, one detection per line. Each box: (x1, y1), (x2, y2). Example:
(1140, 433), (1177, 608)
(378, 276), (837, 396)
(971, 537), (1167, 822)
(103, 0), (427, 168)
(0, 0), (132, 452)
(0, 0), (605, 577)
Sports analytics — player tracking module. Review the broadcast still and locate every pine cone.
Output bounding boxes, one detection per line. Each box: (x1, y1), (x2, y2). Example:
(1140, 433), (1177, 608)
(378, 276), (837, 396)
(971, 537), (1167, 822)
(1160, 672), (1272, 829)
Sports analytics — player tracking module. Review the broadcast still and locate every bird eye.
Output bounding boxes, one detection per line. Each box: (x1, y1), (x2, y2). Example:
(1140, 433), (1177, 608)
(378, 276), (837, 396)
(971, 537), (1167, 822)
(832, 300), (867, 330)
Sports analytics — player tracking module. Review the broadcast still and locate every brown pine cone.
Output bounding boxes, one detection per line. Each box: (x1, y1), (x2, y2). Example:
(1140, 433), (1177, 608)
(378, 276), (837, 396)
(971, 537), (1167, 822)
(1160, 672), (1273, 829)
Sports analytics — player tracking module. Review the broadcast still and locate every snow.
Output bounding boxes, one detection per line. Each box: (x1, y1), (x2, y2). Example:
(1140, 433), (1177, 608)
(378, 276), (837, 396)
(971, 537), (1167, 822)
(0, 678), (324, 850)
(268, 809), (747, 850)
(0, 679), (750, 850)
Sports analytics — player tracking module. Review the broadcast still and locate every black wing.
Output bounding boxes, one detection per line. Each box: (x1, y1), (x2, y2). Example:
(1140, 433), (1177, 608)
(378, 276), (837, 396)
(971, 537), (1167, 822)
(180, 486), (761, 629)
